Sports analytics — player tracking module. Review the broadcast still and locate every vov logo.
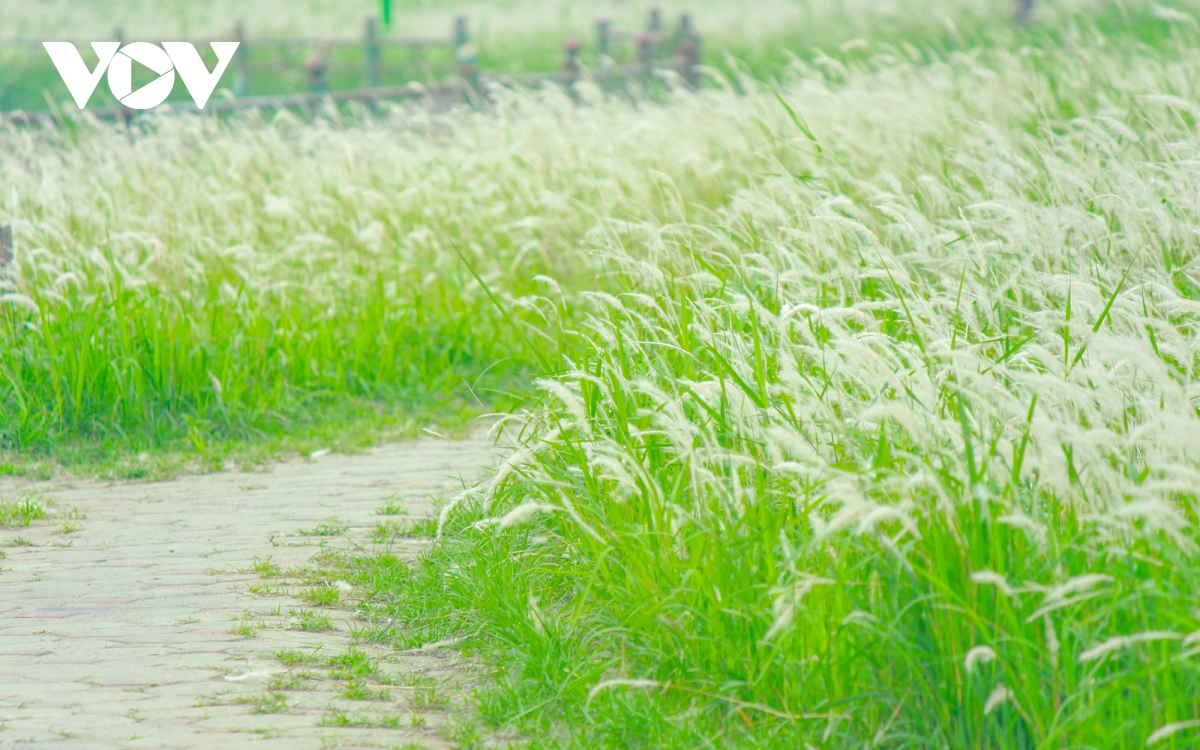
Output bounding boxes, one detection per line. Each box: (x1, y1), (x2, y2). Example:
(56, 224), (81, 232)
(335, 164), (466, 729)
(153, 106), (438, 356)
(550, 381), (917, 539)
(43, 42), (240, 110)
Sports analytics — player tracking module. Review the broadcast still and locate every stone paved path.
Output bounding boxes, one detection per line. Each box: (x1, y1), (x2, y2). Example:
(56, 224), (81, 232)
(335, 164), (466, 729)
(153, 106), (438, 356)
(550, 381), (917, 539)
(0, 431), (502, 749)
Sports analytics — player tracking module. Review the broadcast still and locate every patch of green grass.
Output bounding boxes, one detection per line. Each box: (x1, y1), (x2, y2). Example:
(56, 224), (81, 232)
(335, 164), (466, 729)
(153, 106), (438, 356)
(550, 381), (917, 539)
(410, 679), (448, 711)
(325, 648), (383, 681)
(289, 608), (333, 632)
(228, 622), (257, 639)
(319, 711), (404, 729)
(370, 521), (406, 542)
(297, 522), (347, 538)
(251, 556), (281, 578)
(267, 671), (313, 692)
(370, 517), (436, 542)
(300, 584), (340, 607)
(232, 691), (289, 714)
(375, 496), (408, 516)
(275, 648), (322, 667)
(0, 494), (45, 528)
(0, 461), (55, 481)
(247, 581), (285, 596)
(340, 678), (390, 701)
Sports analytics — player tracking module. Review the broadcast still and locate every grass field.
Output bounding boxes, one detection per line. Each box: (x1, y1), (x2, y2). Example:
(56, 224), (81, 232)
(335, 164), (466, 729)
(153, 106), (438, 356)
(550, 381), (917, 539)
(5, 0), (1200, 746)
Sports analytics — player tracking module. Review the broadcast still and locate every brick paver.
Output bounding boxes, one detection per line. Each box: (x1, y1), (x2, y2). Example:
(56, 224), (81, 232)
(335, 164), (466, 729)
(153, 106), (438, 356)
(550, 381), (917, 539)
(0, 432), (500, 749)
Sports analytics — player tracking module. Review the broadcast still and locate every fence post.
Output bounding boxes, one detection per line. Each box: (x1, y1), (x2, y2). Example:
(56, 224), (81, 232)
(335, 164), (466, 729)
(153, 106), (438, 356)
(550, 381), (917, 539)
(596, 18), (611, 58)
(454, 16), (477, 97)
(234, 20), (248, 97)
(636, 32), (655, 79)
(365, 16), (380, 88)
(454, 16), (469, 48)
(307, 42), (329, 93)
(456, 44), (478, 94)
(562, 37), (582, 88)
(1014, 0), (1034, 25)
(676, 12), (700, 88)
(644, 7), (662, 69)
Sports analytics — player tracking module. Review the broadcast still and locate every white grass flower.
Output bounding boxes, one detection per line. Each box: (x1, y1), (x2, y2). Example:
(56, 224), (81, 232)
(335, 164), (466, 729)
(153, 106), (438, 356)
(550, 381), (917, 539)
(1045, 615), (1060, 669)
(535, 378), (593, 437)
(1147, 720), (1200, 746)
(1045, 574), (1114, 602)
(1150, 5), (1196, 24)
(969, 570), (1016, 597)
(1138, 94), (1200, 119)
(1028, 574), (1115, 621)
(964, 646), (996, 675)
(855, 505), (914, 536)
(528, 594), (547, 636)
(1079, 632), (1182, 663)
(0, 294), (39, 315)
(983, 684), (1014, 715)
(498, 501), (558, 530)
(762, 574), (835, 643)
(996, 512), (1049, 549)
(586, 678), (661, 708)
(841, 610), (878, 626)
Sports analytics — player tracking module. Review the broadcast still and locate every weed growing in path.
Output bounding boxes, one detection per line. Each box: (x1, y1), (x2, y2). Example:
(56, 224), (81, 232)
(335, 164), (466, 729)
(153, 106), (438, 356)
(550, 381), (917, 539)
(375, 496), (408, 516)
(251, 556), (281, 578)
(297, 522), (347, 538)
(300, 585), (340, 607)
(289, 609), (333, 632)
(0, 494), (45, 527)
(232, 691), (289, 714)
(275, 648), (322, 667)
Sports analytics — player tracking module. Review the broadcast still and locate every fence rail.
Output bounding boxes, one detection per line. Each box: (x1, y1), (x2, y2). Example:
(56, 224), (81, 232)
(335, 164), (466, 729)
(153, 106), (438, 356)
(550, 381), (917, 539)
(1, 6), (706, 125)
(1, 57), (705, 127)
(0, 35), (455, 48)
(0, 15), (467, 101)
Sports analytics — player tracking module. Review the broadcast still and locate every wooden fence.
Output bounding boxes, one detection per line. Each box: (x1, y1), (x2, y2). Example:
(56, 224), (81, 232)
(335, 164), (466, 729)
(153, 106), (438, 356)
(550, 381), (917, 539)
(0, 15), (467, 99)
(1, 1), (1044, 125)
(1014, 0), (1036, 25)
(0, 7), (703, 125)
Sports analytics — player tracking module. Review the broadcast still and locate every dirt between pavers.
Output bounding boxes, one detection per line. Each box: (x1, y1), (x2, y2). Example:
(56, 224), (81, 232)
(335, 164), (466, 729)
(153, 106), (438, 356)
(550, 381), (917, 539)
(0, 430), (505, 749)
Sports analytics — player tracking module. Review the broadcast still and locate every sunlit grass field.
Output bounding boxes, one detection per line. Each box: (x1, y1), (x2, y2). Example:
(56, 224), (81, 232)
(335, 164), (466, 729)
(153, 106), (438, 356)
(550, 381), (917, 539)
(4, 0), (1200, 746)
